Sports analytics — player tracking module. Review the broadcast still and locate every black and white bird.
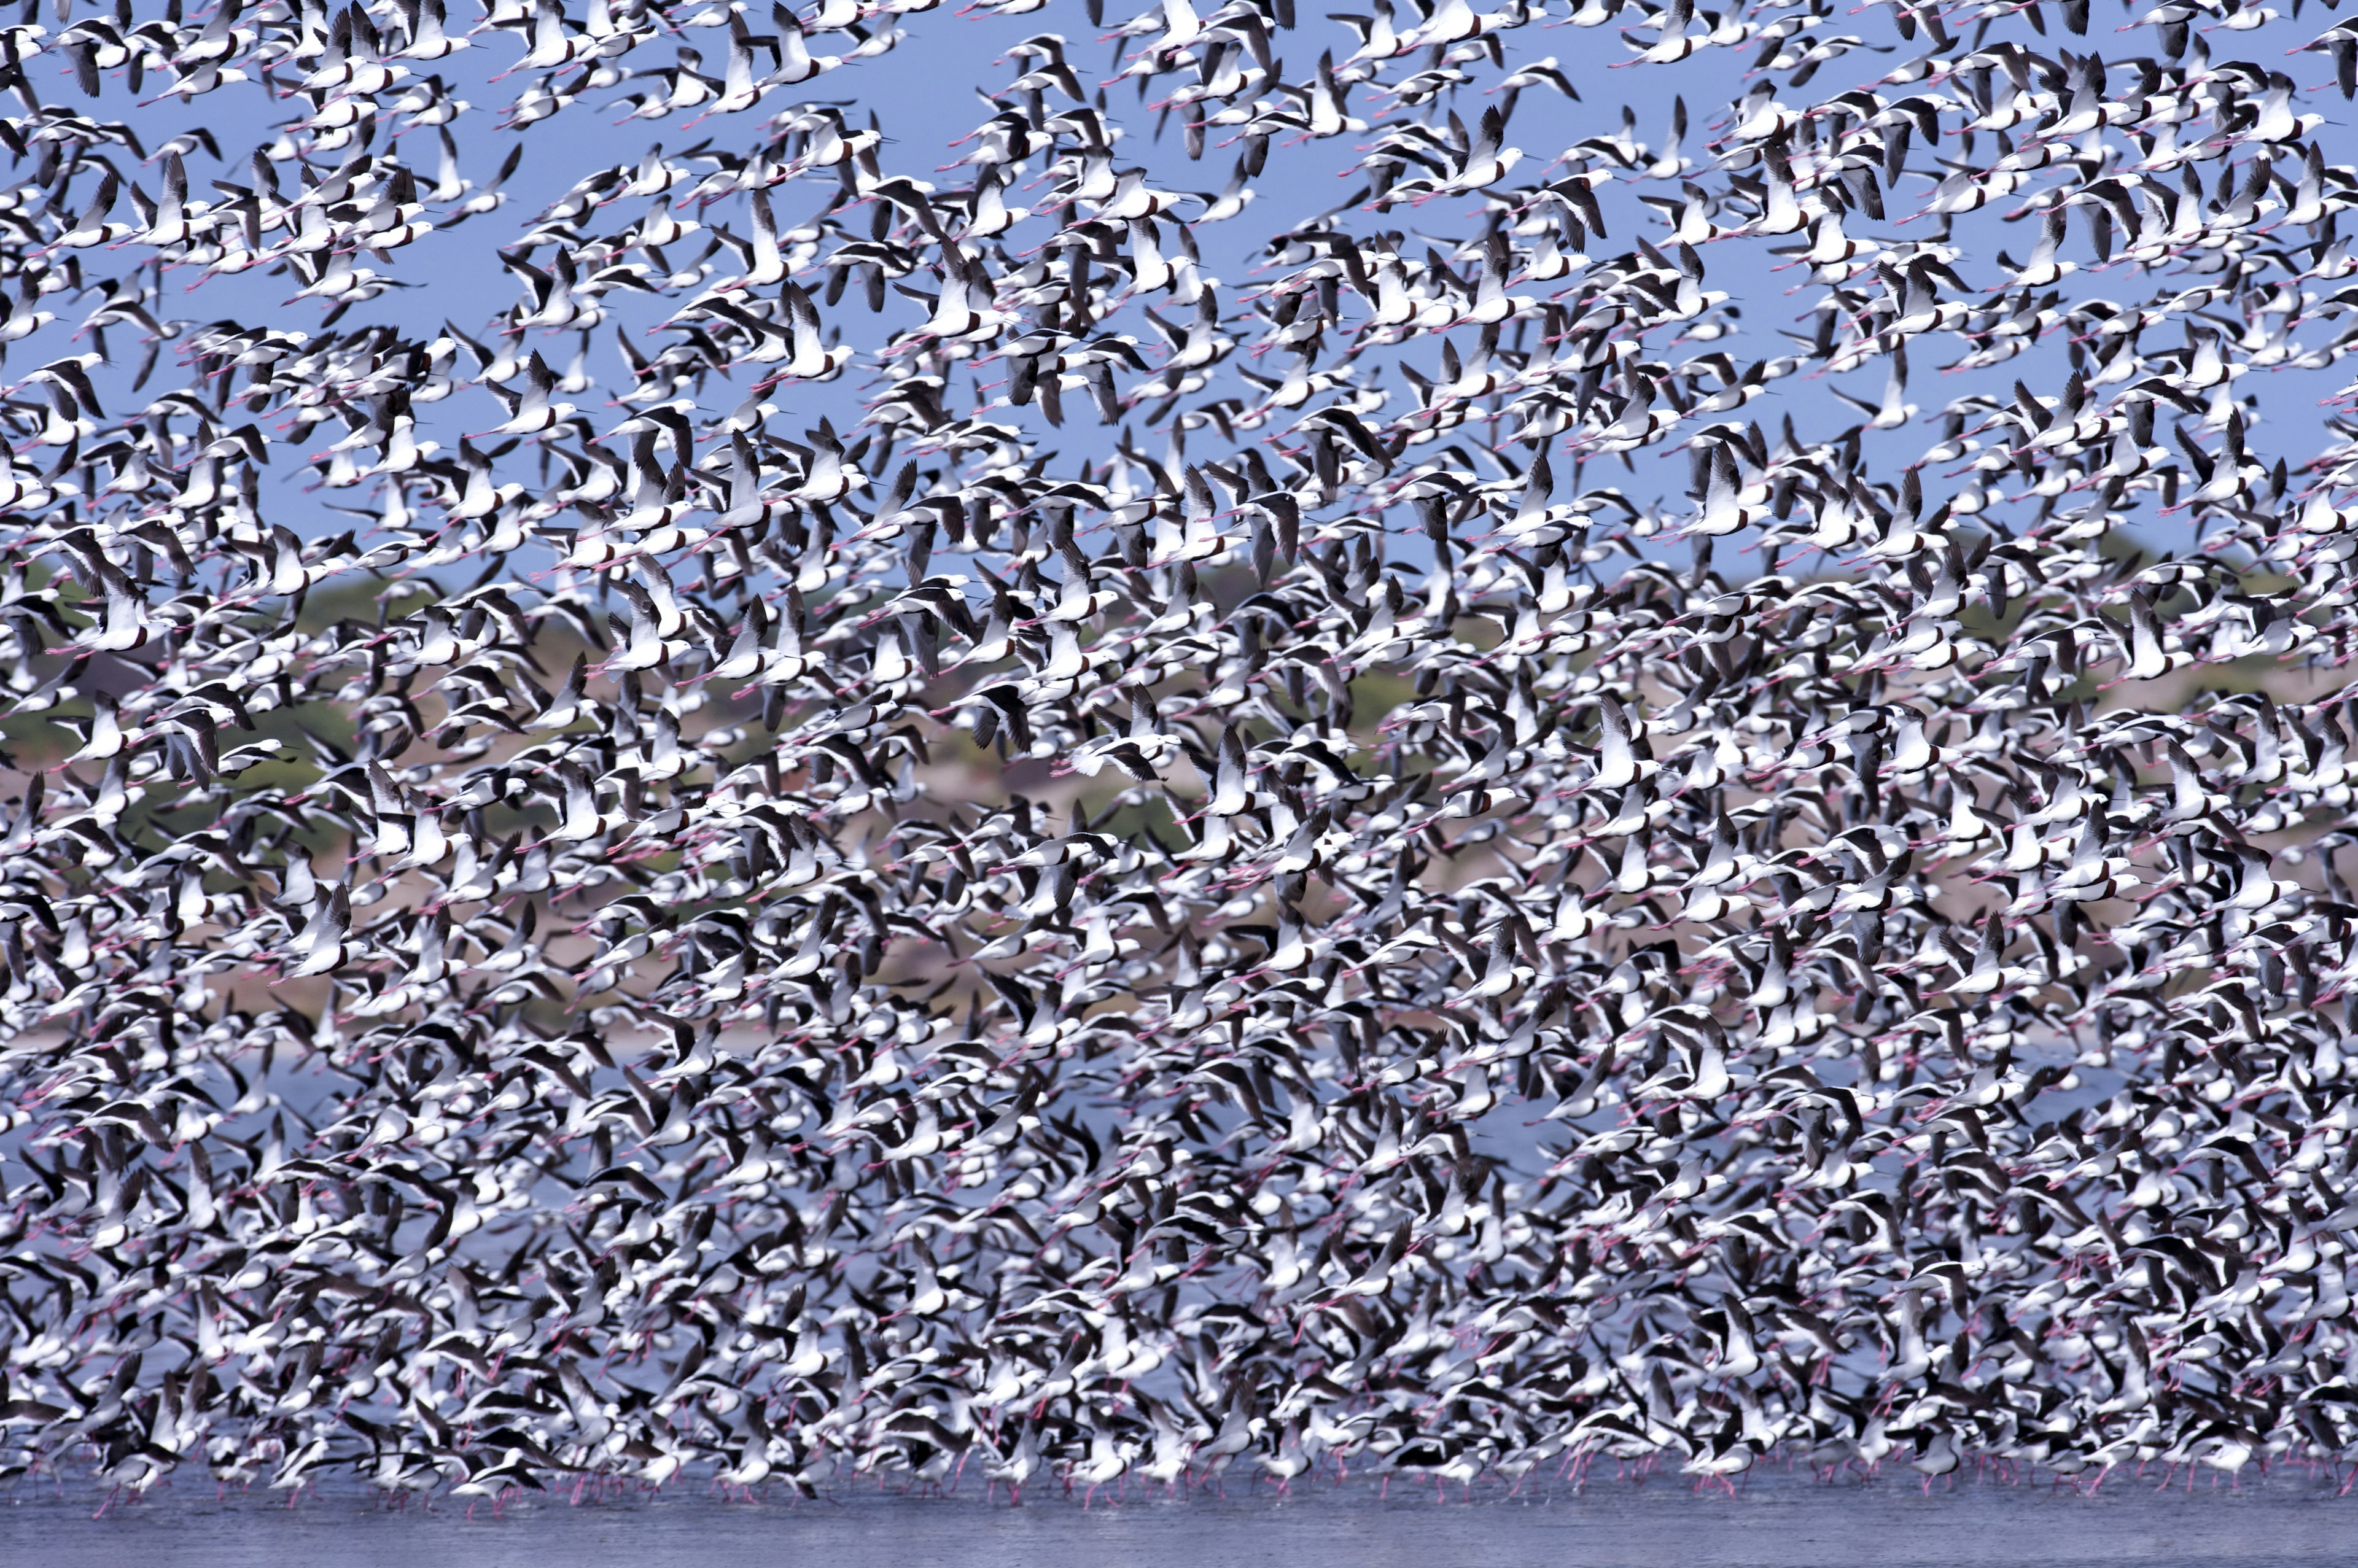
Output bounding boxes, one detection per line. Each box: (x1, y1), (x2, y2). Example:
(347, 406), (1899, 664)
(4, 0), (2358, 1514)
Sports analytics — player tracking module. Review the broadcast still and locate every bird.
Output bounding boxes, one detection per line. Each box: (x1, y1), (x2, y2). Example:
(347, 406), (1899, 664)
(2, 0), (2357, 1517)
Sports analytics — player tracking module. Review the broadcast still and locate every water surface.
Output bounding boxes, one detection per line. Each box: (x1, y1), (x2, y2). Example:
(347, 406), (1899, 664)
(6, 1467), (2351, 1567)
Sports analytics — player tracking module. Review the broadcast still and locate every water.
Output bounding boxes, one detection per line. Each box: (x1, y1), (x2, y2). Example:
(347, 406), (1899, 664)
(6, 1469), (2352, 1567)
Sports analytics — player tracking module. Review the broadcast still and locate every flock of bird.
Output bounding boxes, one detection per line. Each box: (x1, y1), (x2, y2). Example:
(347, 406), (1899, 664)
(5, 0), (2358, 1514)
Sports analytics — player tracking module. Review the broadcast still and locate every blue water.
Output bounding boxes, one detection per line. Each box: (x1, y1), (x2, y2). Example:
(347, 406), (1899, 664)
(6, 1467), (2352, 1567)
